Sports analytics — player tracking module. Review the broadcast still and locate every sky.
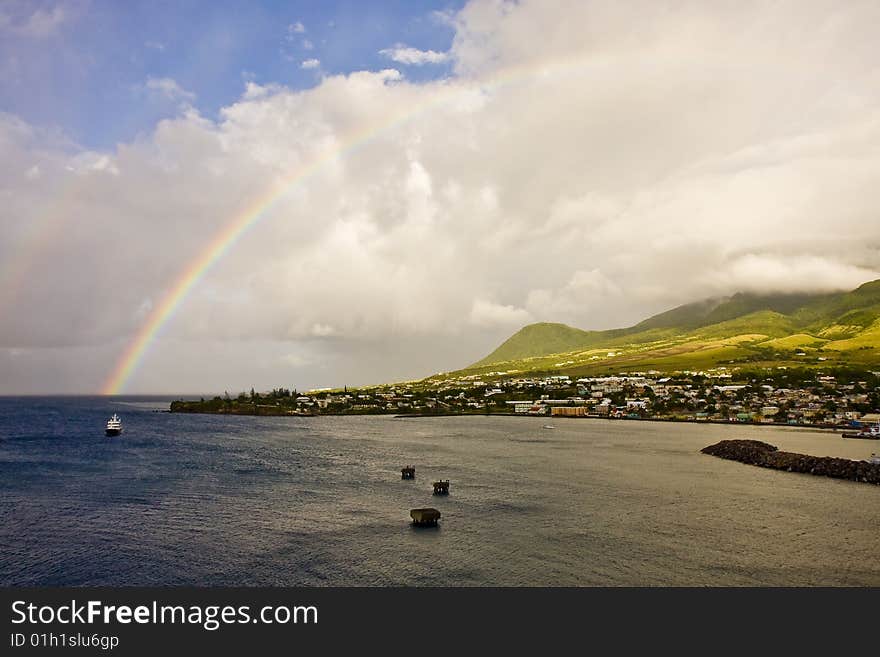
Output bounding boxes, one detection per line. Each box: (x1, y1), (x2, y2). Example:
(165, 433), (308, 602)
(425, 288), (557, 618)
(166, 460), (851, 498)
(1, 0), (880, 394)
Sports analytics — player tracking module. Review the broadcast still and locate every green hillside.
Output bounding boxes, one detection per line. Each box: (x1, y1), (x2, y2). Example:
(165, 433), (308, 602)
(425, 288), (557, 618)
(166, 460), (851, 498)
(791, 280), (880, 331)
(629, 292), (820, 331)
(455, 281), (880, 381)
(473, 322), (612, 366)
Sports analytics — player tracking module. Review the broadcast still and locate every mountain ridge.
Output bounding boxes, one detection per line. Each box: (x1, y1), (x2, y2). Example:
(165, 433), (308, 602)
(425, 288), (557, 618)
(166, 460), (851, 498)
(464, 281), (880, 377)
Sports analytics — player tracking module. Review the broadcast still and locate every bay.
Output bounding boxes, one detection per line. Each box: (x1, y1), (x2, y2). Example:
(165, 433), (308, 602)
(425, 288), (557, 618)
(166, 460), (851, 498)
(1, 397), (878, 586)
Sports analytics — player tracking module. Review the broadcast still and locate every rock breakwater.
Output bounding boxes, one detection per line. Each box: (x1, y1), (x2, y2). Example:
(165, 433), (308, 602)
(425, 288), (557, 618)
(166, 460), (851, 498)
(701, 440), (880, 485)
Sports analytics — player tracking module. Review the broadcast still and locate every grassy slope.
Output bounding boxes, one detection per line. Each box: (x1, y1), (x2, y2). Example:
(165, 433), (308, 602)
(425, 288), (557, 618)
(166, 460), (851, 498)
(472, 322), (615, 366)
(791, 280), (880, 331)
(455, 282), (880, 381)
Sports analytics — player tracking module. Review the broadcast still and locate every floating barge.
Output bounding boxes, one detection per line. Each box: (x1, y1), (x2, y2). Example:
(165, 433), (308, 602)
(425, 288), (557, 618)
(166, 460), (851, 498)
(842, 421), (880, 440)
(401, 465), (416, 479)
(432, 480), (450, 495)
(410, 508), (441, 526)
(841, 431), (880, 440)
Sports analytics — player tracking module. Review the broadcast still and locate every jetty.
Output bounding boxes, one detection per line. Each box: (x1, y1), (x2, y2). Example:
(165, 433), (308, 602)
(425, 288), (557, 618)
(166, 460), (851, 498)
(401, 465), (415, 480)
(702, 439), (880, 485)
(433, 480), (450, 495)
(410, 508), (441, 526)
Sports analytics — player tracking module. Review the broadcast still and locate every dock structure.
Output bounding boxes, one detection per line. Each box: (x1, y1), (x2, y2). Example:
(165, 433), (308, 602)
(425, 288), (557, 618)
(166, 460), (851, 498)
(401, 465), (416, 480)
(432, 479), (450, 495)
(410, 508), (441, 526)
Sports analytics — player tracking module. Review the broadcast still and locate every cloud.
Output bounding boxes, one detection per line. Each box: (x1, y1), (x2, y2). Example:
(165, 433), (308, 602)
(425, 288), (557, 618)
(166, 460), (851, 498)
(302, 39), (314, 50)
(0, 4), (67, 38)
(3, 0), (880, 392)
(705, 254), (880, 295)
(526, 270), (622, 328)
(66, 151), (119, 175)
(470, 300), (534, 328)
(300, 58), (320, 70)
(242, 81), (283, 100)
(379, 44), (450, 65)
(141, 77), (196, 104)
(430, 9), (457, 27)
(145, 40), (166, 52)
(281, 351), (315, 368)
(289, 21), (306, 34)
(310, 323), (337, 337)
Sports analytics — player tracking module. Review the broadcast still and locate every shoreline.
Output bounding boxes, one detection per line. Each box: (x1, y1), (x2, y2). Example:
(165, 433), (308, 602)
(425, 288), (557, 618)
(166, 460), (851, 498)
(392, 411), (849, 433)
(169, 405), (852, 434)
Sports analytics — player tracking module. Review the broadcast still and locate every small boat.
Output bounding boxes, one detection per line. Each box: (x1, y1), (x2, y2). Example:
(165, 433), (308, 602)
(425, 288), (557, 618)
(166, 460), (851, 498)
(842, 422), (880, 440)
(543, 425), (555, 430)
(105, 414), (123, 437)
(868, 453), (880, 465)
(401, 465), (416, 480)
(410, 508), (441, 526)
(432, 480), (450, 495)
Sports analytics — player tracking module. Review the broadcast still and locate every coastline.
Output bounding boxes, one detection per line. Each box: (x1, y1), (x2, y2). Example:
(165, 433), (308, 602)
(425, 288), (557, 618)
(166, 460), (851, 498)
(393, 412), (850, 433)
(169, 403), (853, 434)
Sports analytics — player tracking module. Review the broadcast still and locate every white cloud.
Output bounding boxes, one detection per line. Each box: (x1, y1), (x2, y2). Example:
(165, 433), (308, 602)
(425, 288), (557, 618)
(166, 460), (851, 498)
(281, 351), (315, 368)
(145, 40), (166, 52)
(527, 270), (622, 328)
(300, 58), (320, 70)
(141, 77), (196, 104)
(242, 81), (283, 100)
(0, 4), (67, 38)
(66, 152), (119, 175)
(706, 254), (880, 296)
(289, 21), (306, 34)
(470, 300), (534, 328)
(430, 9), (457, 27)
(379, 44), (450, 65)
(310, 323), (336, 337)
(302, 39), (314, 50)
(3, 0), (880, 392)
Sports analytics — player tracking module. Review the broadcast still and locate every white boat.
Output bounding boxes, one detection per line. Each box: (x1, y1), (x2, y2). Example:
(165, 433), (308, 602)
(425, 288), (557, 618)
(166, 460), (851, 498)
(543, 425), (555, 430)
(868, 453), (880, 465)
(105, 414), (123, 437)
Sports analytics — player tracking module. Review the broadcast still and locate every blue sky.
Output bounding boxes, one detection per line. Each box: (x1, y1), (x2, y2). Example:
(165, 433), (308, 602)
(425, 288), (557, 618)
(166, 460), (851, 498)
(0, 0), (464, 149)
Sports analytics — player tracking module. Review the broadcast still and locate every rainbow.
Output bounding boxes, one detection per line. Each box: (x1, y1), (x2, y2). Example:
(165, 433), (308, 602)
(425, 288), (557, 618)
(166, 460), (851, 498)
(99, 141), (355, 395)
(101, 57), (589, 394)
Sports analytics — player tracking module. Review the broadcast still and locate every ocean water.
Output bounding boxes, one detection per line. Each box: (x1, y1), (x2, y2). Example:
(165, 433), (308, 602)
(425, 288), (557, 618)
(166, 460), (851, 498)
(1, 397), (878, 586)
